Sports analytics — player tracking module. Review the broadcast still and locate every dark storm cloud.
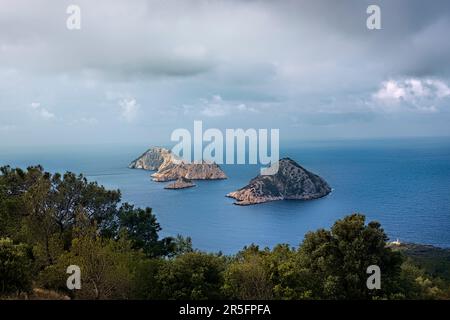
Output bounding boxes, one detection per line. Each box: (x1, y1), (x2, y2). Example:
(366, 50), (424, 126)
(279, 0), (450, 77)
(1, 0), (450, 145)
(1, 0), (449, 79)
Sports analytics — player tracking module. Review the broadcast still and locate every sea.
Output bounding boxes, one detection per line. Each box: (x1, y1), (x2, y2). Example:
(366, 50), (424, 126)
(1, 137), (449, 254)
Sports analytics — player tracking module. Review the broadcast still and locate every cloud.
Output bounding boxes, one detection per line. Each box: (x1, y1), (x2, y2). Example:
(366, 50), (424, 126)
(1, 0), (448, 82)
(0, 124), (16, 131)
(433, 79), (450, 98)
(29, 102), (56, 120)
(2, 0), (450, 144)
(30, 102), (41, 109)
(372, 78), (450, 112)
(237, 103), (258, 113)
(39, 108), (56, 119)
(0, 0), (220, 78)
(70, 117), (99, 126)
(200, 95), (229, 117)
(182, 95), (260, 118)
(119, 98), (139, 122)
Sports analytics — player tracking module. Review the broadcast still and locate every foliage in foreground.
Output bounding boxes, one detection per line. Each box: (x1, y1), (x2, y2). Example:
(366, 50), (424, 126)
(0, 165), (449, 300)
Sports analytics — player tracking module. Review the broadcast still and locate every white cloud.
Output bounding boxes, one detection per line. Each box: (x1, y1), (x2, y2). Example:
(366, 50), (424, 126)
(70, 117), (99, 126)
(201, 106), (228, 117)
(39, 108), (56, 119)
(430, 79), (450, 98)
(183, 95), (259, 118)
(236, 103), (258, 113)
(29, 102), (56, 120)
(200, 95), (229, 117)
(119, 98), (139, 122)
(372, 78), (450, 113)
(30, 102), (41, 109)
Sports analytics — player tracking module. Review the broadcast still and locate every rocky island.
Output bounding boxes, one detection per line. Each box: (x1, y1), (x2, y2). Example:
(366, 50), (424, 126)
(151, 160), (227, 182)
(129, 147), (227, 183)
(227, 157), (331, 205)
(129, 147), (173, 170)
(164, 177), (196, 190)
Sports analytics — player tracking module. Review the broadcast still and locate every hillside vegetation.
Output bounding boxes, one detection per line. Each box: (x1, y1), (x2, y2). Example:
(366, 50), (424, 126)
(1, 166), (449, 300)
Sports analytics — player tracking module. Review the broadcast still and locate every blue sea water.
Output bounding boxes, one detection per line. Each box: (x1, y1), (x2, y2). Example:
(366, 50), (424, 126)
(1, 137), (450, 254)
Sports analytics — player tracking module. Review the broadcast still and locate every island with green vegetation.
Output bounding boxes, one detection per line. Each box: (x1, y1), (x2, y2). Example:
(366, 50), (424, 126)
(1, 166), (449, 300)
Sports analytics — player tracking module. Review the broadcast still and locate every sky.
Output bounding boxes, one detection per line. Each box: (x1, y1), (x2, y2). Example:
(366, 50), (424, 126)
(1, 0), (450, 147)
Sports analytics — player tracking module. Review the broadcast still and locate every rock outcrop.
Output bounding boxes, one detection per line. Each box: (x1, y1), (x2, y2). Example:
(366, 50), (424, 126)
(129, 147), (227, 182)
(164, 177), (196, 190)
(227, 158), (331, 205)
(152, 161), (227, 182)
(129, 147), (174, 170)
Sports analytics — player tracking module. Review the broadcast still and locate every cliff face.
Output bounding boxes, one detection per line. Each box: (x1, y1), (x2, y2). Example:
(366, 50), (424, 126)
(128, 147), (174, 170)
(227, 158), (331, 205)
(152, 161), (227, 182)
(129, 147), (227, 182)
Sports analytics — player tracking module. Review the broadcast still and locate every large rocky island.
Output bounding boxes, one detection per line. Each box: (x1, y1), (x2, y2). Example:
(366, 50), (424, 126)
(227, 157), (331, 205)
(129, 147), (227, 183)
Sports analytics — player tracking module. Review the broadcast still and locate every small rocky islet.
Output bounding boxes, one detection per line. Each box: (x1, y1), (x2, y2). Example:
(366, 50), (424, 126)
(129, 148), (331, 203)
(164, 177), (196, 190)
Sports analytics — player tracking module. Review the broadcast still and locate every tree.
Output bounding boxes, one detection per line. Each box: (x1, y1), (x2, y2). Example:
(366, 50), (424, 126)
(297, 214), (404, 299)
(114, 203), (180, 258)
(23, 175), (62, 267)
(131, 258), (166, 299)
(39, 228), (142, 300)
(170, 234), (194, 256)
(266, 244), (315, 300)
(156, 252), (226, 299)
(0, 238), (33, 295)
(223, 245), (273, 299)
(49, 171), (121, 242)
(0, 166), (38, 241)
(0, 180), (20, 239)
(0, 166), (122, 263)
(397, 259), (450, 300)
